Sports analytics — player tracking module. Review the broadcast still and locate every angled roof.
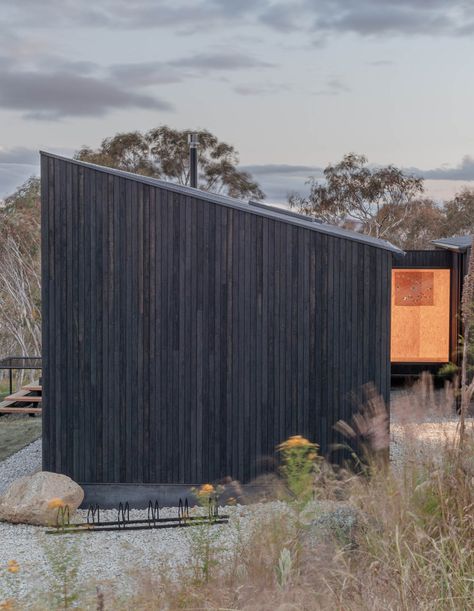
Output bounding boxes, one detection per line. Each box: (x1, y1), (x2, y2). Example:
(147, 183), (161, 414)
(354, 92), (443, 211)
(40, 151), (403, 254)
(431, 236), (473, 252)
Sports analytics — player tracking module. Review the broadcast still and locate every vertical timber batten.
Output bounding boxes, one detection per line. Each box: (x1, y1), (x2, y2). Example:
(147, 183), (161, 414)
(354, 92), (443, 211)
(41, 153), (394, 503)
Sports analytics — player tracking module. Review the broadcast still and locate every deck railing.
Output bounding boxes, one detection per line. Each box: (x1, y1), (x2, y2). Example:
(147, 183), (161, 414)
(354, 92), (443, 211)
(0, 356), (42, 395)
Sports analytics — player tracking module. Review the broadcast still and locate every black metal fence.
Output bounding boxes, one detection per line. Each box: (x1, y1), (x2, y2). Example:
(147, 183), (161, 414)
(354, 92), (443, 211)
(0, 356), (42, 395)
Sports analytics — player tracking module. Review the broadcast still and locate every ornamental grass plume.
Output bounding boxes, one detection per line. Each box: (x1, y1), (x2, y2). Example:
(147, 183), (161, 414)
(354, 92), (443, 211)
(334, 383), (389, 472)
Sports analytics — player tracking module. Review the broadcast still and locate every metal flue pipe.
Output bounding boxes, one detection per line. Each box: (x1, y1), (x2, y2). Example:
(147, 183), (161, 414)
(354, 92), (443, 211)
(188, 133), (198, 188)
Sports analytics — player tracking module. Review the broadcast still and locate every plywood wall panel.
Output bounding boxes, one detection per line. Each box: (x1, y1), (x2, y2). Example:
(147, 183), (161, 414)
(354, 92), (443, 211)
(391, 269), (450, 363)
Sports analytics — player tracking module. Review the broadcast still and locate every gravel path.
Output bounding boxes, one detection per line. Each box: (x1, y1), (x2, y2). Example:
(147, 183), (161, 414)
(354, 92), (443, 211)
(0, 439), (41, 495)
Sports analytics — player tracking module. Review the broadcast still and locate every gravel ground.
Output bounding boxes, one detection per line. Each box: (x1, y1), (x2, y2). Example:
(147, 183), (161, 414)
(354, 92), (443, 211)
(389, 386), (474, 467)
(390, 417), (474, 467)
(0, 439), (41, 495)
(0, 500), (291, 607)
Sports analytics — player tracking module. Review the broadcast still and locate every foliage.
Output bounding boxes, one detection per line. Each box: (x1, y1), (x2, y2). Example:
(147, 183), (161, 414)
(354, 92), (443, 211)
(443, 188), (474, 237)
(0, 177), (41, 364)
(459, 235), (474, 444)
(41, 537), (81, 610)
(381, 197), (446, 249)
(275, 547), (293, 589)
(277, 435), (320, 503)
(186, 518), (222, 585)
(289, 153), (424, 241)
(75, 125), (265, 200)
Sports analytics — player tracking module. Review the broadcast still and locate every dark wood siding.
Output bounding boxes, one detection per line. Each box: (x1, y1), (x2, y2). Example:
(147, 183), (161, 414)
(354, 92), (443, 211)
(42, 155), (392, 485)
(393, 250), (453, 269)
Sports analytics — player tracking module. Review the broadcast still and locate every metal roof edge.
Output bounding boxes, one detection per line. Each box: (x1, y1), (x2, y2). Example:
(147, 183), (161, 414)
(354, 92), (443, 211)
(431, 237), (473, 252)
(430, 242), (463, 252)
(40, 151), (404, 254)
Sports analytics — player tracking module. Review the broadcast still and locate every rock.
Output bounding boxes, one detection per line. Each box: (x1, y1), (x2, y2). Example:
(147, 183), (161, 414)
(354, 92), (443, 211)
(0, 471), (83, 526)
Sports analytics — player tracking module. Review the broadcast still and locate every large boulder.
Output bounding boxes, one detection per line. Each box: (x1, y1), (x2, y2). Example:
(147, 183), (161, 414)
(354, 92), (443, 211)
(0, 472), (83, 526)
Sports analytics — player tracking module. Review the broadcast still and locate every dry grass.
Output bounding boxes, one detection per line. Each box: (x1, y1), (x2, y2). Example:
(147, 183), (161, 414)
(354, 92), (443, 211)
(0, 414), (41, 461)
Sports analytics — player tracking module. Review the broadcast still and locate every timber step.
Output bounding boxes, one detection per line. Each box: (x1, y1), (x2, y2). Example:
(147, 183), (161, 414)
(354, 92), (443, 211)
(22, 384), (42, 392)
(0, 405), (42, 414)
(0, 381), (42, 414)
(5, 391), (42, 403)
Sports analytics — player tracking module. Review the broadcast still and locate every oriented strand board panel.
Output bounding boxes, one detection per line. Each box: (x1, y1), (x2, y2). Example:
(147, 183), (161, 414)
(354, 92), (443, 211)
(391, 268), (450, 363)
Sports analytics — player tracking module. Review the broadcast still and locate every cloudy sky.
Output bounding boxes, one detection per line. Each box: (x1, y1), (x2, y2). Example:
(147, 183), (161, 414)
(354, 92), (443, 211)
(1, 0), (474, 202)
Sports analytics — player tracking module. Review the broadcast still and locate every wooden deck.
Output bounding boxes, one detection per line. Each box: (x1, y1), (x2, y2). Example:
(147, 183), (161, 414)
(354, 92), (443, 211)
(0, 382), (42, 415)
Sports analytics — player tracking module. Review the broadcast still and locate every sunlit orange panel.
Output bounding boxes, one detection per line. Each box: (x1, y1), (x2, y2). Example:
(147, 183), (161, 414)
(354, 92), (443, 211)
(391, 268), (450, 363)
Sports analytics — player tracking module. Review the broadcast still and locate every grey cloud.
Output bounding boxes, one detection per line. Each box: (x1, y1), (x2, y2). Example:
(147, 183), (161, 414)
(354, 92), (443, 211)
(259, 2), (305, 33)
(240, 163), (323, 202)
(0, 166), (37, 199)
(0, 147), (39, 165)
(0, 69), (173, 120)
(263, 0), (474, 38)
(3, 0), (473, 37)
(414, 156), (474, 181)
(109, 62), (182, 86)
(0, 147), (39, 198)
(109, 50), (274, 88)
(241, 164), (322, 176)
(2, 1), (258, 31)
(233, 82), (289, 96)
(242, 157), (474, 204)
(169, 52), (274, 71)
(0, 44), (272, 121)
(0, 146), (73, 197)
(309, 0), (474, 37)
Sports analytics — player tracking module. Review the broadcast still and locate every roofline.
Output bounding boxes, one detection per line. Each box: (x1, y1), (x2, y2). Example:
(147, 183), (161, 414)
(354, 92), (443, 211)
(431, 239), (473, 253)
(40, 151), (404, 255)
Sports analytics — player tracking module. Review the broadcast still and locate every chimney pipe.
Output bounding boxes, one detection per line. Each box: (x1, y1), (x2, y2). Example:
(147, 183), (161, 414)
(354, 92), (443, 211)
(188, 133), (198, 188)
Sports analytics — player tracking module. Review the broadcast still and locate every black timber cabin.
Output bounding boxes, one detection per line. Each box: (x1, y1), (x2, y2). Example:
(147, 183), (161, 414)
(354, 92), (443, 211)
(391, 237), (472, 378)
(41, 152), (402, 506)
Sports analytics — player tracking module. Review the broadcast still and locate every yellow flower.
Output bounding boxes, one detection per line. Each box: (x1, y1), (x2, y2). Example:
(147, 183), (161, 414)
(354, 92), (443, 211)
(7, 560), (19, 574)
(47, 498), (65, 509)
(198, 483), (215, 495)
(277, 435), (319, 452)
(307, 452), (318, 461)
